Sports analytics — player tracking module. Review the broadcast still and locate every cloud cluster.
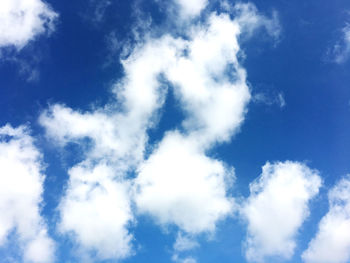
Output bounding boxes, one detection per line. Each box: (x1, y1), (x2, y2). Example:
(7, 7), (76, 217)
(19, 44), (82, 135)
(3, 1), (350, 263)
(242, 161), (321, 262)
(39, 2), (280, 261)
(0, 0), (58, 49)
(302, 176), (350, 263)
(0, 124), (55, 263)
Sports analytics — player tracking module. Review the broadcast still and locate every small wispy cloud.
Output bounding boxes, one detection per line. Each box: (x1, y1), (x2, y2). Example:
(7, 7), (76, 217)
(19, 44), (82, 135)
(172, 233), (199, 263)
(327, 22), (350, 64)
(82, 0), (112, 25)
(253, 91), (286, 108)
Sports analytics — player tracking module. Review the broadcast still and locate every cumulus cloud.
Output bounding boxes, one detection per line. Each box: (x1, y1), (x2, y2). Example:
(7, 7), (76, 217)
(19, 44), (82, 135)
(302, 176), (350, 263)
(59, 162), (133, 260)
(241, 161), (322, 262)
(40, 2), (280, 261)
(0, 124), (55, 263)
(135, 132), (235, 234)
(0, 0), (58, 49)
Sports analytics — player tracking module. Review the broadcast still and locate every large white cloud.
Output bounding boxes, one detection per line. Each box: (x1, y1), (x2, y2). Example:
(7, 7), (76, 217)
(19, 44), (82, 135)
(241, 161), (322, 262)
(134, 132), (235, 234)
(0, 124), (55, 263)
(0, 0), (58, 49)
(302, 176), (350, 263)
(40, 2), (280, 261)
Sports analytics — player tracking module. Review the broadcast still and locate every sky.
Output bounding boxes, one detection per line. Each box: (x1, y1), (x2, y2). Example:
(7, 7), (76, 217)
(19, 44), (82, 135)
(1, 0), (350, 263)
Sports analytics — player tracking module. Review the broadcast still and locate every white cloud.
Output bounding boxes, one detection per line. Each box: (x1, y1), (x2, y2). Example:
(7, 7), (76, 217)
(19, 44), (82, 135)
(253, 92), (286, 108)
(302, 176), (350, 263)
(134, 132), (235, 234)
(174, 0), (208, 18)
(0, 124), (55, 263)
(0, 0), (58, 49)
(172, 254), (197, 263)
(230, 3), (281, 41)
(59, 162), (133, 260)
(165, 13), (250, 145)
(241, 161), (321, 262)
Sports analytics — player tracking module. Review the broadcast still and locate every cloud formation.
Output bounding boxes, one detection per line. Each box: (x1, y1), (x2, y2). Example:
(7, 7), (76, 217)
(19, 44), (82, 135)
(241, 161), (321, 262)
(134, 5), (280, 238)
(40, 1), (280, 261)
(0, 0), (57, 49)
(302, 176), (350, 263)
(0, 124), (55, 263)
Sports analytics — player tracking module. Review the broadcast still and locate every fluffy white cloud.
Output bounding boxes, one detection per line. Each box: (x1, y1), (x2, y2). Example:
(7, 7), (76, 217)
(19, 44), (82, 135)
(0, 124), (55, 263)
(59, 162), (133, 260)
(241, 161), (321, 262)
(302, 176), (350, 263)
(0, 0), (57, 49)
(135, 132), (235, 234)
(165, 13), (250, 145)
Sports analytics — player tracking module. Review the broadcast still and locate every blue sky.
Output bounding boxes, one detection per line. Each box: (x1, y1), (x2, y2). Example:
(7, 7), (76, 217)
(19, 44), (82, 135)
(1, 0), (350, 263)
